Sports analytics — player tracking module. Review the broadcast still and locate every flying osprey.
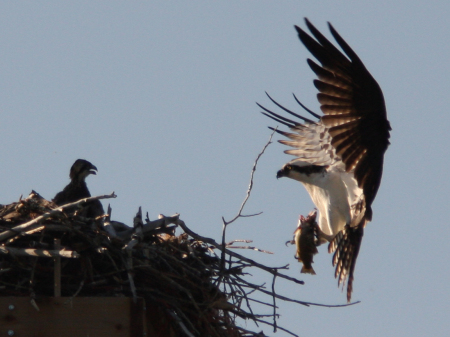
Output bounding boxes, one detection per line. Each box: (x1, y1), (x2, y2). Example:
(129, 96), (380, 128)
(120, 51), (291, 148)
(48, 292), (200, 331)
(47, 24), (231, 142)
(53, 159), (105, 219)
(259, 19), (391, 301)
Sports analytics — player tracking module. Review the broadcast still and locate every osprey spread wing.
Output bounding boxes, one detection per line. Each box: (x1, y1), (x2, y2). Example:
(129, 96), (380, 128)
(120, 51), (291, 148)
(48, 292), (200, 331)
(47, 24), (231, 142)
(259, 19), (391, 302)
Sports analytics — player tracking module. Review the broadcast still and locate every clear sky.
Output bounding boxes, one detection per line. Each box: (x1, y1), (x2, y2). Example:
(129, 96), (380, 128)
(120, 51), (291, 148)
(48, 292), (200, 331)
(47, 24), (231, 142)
(1, 2), (449, 336)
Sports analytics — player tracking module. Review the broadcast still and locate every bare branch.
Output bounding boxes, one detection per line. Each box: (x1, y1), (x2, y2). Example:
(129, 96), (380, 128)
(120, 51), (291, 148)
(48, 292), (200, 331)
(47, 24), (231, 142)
(225, 245), (273, 254)
(272, 273), (277, 332)
(220, 130), (276, 275)
(166, 309), (196, 337)
(223, 130), (276, 226)
(176, 219), (304, 286)
(0, 246), (80, 258)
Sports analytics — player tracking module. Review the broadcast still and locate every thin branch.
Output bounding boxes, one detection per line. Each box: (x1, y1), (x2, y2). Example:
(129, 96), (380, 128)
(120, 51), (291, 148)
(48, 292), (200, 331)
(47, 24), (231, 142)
(223, 130), (276, 226)
(226, 239), (253, 245)
(225, 245), (273, 254)
(177, 219), (304, 286)
(253, 317), (299, 337)
(272, 272), (277, 332)
(0, 246), (80, 258)
(255, 286), (360, 308)
(220, 130), (276, 274)
(166, 309), (196, 337)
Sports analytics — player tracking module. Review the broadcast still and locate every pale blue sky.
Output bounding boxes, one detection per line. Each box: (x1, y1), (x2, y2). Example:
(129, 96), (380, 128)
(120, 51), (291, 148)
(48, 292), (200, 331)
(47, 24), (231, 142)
(1, 2), (449, 336)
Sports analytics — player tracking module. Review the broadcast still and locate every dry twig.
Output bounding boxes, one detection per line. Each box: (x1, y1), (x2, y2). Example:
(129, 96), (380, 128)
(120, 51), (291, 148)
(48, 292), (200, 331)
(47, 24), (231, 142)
(220, 131), (276, 273)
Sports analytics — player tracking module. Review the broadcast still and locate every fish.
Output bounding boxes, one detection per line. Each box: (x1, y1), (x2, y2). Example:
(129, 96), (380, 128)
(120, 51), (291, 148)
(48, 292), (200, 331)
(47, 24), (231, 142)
(294, 210), (319, 275)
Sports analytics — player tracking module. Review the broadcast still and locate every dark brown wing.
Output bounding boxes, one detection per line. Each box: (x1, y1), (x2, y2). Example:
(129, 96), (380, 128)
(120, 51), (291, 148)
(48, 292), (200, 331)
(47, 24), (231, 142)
(296, 19), (390, 302)
(296, 19), (391, 219)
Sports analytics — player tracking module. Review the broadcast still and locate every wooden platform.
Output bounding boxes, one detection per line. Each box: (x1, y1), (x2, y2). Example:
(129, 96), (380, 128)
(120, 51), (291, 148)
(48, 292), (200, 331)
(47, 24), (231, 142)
(0, 297), (146, 337)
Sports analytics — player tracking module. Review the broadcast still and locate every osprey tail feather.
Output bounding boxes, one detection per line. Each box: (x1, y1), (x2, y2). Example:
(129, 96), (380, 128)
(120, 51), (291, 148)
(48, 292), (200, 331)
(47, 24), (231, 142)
(329, 223), (364, 302)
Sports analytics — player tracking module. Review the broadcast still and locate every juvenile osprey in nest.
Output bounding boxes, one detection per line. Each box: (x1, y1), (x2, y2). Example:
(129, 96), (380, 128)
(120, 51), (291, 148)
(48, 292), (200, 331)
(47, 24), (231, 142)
(259, 19), (391, 301)
(53, 159), (105, 219)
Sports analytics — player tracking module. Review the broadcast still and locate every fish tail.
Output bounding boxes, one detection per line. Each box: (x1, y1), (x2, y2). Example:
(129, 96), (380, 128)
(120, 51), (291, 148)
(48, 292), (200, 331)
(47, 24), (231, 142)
(301, 265), (316, 275)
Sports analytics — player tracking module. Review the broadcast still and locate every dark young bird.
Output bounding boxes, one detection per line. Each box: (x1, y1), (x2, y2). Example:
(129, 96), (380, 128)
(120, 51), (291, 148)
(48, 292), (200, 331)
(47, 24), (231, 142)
(259, 19), (391, 301)
(294, 210), (319, 275)
(53, 159), (104, 218)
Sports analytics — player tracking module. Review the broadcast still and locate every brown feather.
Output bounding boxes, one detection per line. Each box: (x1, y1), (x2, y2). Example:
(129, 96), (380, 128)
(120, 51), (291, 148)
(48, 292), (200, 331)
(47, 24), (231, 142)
(313, 80), (352, 99)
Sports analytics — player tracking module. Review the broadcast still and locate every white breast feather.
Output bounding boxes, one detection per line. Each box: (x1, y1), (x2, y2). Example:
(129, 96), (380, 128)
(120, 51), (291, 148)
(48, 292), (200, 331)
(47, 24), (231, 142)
(281, 122), (363, 236)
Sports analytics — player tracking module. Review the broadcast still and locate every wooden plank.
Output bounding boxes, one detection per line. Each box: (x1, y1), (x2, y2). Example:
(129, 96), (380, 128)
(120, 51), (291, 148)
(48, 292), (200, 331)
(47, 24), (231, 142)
(0, 297), (146, 337)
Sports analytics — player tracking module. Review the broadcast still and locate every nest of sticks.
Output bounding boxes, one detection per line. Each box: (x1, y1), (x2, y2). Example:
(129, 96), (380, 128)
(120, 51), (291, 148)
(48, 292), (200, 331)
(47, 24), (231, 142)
(0, 189), (315, 337)
(0, 137), (352, 336)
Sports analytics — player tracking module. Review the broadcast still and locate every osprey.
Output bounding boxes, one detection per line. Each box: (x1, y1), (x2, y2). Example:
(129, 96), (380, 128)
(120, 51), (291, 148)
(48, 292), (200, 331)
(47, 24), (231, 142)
(53, 159), (105, 219)
(259, 19), (391, 301)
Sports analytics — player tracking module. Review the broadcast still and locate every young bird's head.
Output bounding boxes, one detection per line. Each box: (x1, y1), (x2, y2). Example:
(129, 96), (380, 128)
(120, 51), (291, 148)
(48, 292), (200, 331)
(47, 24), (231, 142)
(69, 159), (98, 182)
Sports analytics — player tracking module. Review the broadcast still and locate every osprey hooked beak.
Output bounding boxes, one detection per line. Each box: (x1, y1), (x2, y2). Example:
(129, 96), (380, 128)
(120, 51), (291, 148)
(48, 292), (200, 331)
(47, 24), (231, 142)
(69, 159), (98, 181)
(276, 165), (291, 179)
(88, 165), (98, 175)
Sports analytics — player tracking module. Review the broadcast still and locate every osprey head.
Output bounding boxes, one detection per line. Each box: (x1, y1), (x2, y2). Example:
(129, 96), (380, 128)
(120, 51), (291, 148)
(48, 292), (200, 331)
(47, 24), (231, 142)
(276, 163), (293, 179)
(277, 162), (326, 180)
(69, 159), (98, 182)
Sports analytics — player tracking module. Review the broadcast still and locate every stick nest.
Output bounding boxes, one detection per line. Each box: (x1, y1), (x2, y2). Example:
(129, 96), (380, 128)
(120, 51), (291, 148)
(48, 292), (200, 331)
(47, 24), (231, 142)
(0, 191), (305, 337)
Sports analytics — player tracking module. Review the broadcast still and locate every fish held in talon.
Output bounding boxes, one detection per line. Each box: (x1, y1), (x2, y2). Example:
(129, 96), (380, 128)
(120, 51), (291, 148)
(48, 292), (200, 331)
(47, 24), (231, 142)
(294, 210), (319, 275)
